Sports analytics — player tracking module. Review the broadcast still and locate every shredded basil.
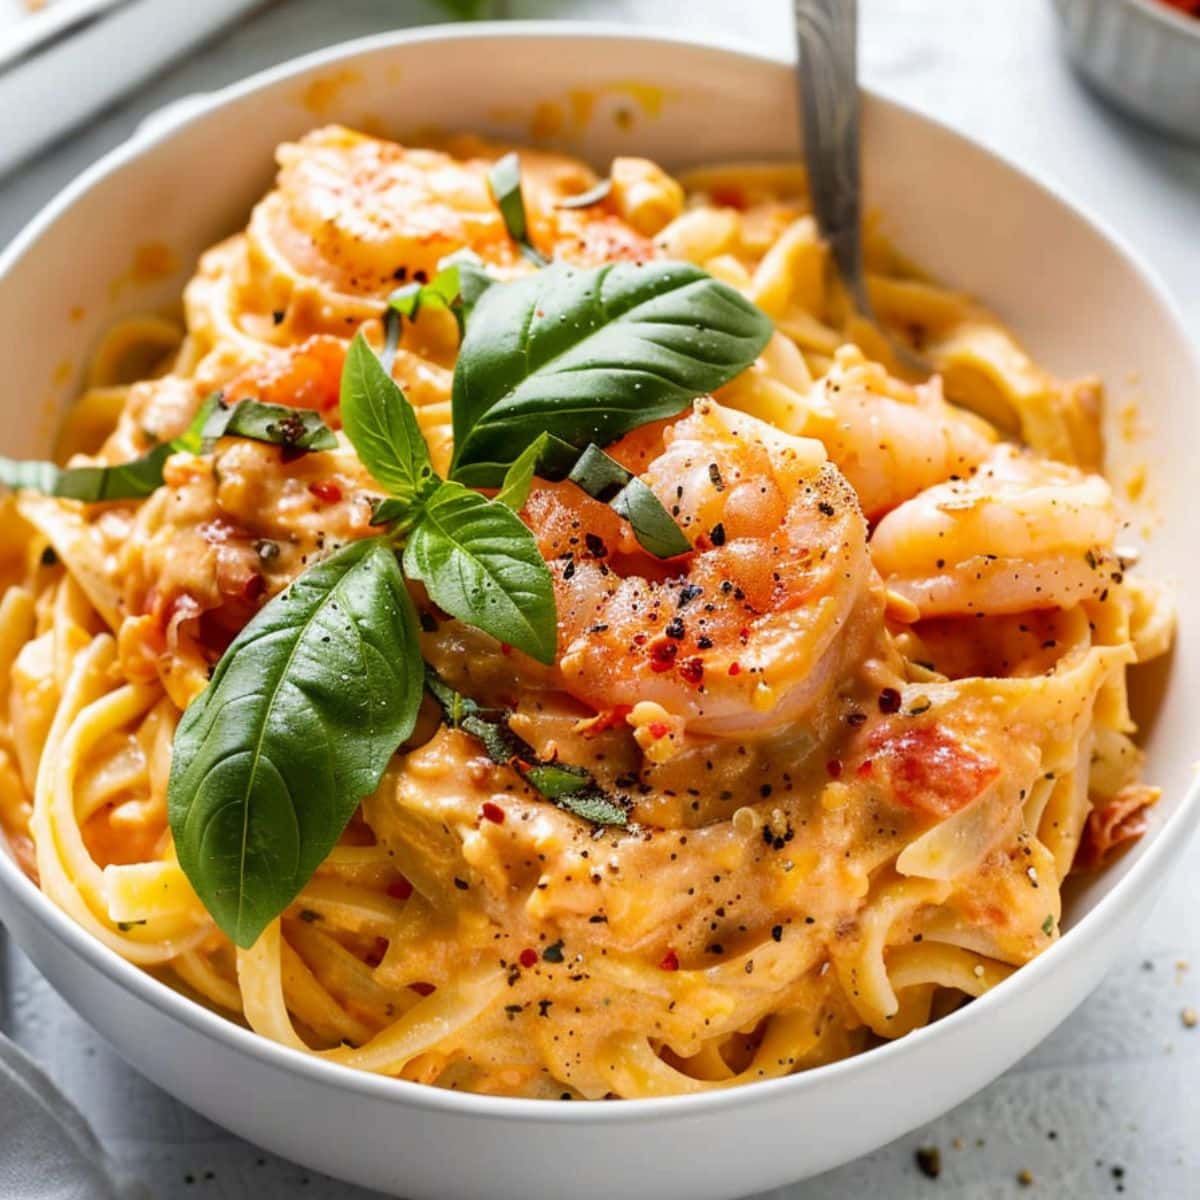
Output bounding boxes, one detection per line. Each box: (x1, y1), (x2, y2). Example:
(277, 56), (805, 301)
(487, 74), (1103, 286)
(498, 435), (690, 559)
(488, 152), (549, 267)
(425, 669), (628, 827)
(203, 398), (337, 451)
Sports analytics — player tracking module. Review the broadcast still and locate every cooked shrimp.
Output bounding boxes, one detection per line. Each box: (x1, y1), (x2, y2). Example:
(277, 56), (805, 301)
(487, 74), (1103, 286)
(524, 399), (876, 738)
(870, 444), (1117, 617)
(794, 345), (995, 519)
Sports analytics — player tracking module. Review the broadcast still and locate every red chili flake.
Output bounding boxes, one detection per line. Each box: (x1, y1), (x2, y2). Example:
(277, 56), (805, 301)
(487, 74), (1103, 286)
(878, 687), (902, 714)
(481, 801), (505, 824)
(499, 643), (513, 656)
(386, 877), (413, 901)
(856, 759), (875, 778)
(826, 758), (843, 779)
(727, 661), (742, 676)
(678, 657), (704, 686)
(409, 981), (436, 996)
(648, 722), (671, 739)
(659, 948), (680, 971)
(519, 947), (538, 968)
(648, 640), (678, 673)
(308, 480), (342, 504)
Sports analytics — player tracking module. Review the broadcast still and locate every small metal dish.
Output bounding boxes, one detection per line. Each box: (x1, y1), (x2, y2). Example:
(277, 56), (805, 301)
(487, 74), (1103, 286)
(1052, 0), (1200, 145)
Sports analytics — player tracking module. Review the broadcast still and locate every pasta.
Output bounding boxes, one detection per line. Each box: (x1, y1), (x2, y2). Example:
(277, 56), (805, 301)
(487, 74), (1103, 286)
(0, 126), (1173, 1100)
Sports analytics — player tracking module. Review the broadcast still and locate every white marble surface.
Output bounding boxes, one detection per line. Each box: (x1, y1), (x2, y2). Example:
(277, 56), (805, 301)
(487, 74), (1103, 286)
(2, 1), (1198, 1197)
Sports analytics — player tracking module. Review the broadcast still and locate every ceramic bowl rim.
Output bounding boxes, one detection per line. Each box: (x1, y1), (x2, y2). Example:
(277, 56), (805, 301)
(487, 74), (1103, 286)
(1, 18), (1197, 1127)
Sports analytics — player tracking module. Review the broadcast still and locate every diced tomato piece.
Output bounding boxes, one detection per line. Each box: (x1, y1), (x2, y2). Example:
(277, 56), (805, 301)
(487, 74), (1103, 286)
(866, 722), (999, 818)
(1076, 786), (1157, 870)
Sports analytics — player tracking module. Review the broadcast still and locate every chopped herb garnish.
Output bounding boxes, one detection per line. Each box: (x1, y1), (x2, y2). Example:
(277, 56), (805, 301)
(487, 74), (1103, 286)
(488, 152), (548, 266)
(426, 668), (627, 828)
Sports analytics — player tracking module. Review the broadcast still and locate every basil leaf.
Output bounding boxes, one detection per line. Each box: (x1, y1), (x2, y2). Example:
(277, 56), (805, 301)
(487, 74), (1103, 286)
(494, 431), (577, 510)
(168, 538), (423, 947)
(0, 442), (173, 503)
(554, 788), (629, 827)
(611, 476), (692, 558)
(555, 179), (612, 210)
(520, 761), (590, 798)
(369, 496), (413, 528)
(174, 393), (225, 454)
(488, 152), (548, 267)
(423, 665), (485, 725)
(457, 257), (495, 314)
(460, 712), (522, 763)
(340, 333), (436, 502)
(388, 263), (462, 321)
(403, 480), (556, 665)
(204, 398), (337, 451)
(449, 260), (772, 486)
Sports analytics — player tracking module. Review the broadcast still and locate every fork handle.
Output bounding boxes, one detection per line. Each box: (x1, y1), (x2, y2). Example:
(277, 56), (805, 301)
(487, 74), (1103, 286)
(793, 0), (870, 313)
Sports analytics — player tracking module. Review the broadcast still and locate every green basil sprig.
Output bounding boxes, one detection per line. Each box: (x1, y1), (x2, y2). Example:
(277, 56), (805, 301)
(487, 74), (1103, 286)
(488, 152), (549, 267)
(169, 334), (557, 945)
(0, 393), (336, 503)
(426, 670), (627, 827)
(449, 260), (773, 487)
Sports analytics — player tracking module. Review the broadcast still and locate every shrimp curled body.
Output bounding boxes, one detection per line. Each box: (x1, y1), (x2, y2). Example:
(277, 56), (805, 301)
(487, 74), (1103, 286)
(526, 400), (876, 737)
(870, 444), (1117, 617)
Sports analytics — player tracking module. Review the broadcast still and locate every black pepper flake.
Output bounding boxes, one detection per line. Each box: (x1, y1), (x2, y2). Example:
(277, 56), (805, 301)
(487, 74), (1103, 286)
(771, 924), (783, 942)
(846, 711), (867, 727)
(542, 940), (565, 963)
(818, 501), (835, 517)
(915, 1146), (941, 1179)
(453, 877), (469, 891)
(271, 309), (285, 325)
(878, 687), (902, 714)
(664, 617), (686, 640)
(562, 558), (576, 581)
(710, 522), (726, 547)
(584, 532), (608, 558)
(418, 610), (438, 633)
(39, 545), (58, 567)
(708, 462), (725, 491)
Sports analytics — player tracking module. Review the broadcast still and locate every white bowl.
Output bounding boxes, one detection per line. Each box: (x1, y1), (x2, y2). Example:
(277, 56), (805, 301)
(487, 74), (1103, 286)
(0, 24), (1197, 1200)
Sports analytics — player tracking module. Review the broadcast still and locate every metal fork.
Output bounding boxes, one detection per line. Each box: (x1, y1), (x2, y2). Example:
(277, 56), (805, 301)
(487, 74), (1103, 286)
(793, 0), (932, 374)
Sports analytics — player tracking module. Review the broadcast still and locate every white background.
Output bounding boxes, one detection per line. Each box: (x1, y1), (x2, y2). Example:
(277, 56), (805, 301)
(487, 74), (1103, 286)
(1, 1), (1198, 1197)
